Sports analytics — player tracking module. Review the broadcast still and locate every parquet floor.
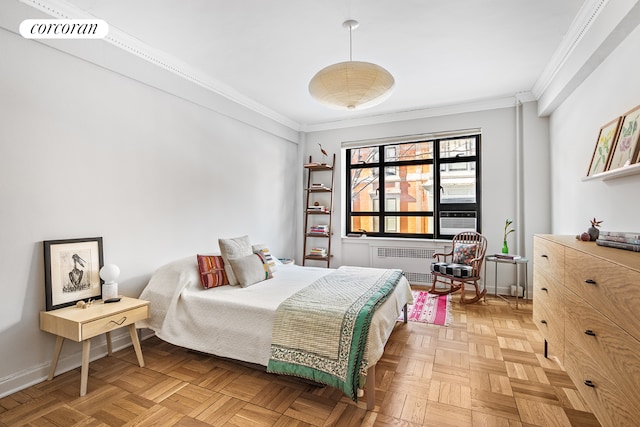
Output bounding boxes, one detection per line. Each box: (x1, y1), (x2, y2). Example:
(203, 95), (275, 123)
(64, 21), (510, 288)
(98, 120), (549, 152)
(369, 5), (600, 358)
(0, 295), (601, 426)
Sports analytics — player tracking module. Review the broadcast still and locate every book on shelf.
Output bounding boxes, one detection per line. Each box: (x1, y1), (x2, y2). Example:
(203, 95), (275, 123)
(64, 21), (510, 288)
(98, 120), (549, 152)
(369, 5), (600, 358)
(492, 253), (521, 260)
(309, 247), (327, 257)
(596, 239), (640, 252)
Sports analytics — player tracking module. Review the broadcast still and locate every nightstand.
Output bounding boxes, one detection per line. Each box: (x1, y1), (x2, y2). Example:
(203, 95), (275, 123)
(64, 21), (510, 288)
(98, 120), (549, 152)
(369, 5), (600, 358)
(40, 296), (150, 396)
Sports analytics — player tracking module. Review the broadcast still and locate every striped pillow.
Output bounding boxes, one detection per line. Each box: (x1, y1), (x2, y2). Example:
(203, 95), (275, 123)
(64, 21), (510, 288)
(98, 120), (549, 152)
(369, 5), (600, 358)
(197, 255), (229, 289)
(252, 244), (276, 270)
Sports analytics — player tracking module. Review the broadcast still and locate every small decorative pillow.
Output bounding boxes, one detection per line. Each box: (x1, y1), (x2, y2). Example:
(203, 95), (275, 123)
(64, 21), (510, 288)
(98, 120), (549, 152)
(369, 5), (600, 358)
(252, 244), (277, 270)
(218, 235), (252, 285)
(228, 253), (273, 288)
(196, 255), (229, 289)
(452, 243), (478, 265)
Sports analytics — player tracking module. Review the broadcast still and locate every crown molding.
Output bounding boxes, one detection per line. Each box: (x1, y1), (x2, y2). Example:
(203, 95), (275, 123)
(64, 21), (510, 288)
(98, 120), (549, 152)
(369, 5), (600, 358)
(531, 0), (608, 100)
(301, 94), (528, 133)
(18, 0), (301, 132)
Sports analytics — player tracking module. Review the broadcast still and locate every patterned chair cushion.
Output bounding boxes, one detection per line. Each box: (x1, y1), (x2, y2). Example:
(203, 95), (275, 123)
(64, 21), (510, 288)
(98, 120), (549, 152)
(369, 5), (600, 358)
(452, 243), (478, 265)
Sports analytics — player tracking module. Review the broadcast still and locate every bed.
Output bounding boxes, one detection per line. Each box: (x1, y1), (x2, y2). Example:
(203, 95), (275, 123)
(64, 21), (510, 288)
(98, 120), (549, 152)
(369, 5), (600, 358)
(138, 255), (413, 409)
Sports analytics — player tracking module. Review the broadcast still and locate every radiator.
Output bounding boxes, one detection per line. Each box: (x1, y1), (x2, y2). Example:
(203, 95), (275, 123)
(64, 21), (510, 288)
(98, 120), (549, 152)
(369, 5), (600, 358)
(371, 246), (445, 286)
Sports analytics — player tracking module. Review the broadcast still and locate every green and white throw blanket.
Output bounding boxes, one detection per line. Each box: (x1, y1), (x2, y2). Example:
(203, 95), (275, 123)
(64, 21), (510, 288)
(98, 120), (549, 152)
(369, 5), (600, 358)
(267, 266), (403, 401)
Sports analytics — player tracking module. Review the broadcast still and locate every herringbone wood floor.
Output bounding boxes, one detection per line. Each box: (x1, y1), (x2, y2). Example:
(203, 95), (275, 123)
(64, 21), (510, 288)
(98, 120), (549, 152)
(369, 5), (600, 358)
(0, 295), (601, 426)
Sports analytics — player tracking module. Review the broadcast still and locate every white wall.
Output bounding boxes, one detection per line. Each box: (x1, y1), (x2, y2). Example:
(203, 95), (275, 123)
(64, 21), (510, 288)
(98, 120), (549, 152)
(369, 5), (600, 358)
(301, 104), (550, 288)
(0, 29), (299, 396)
(549, 23), (640, 233)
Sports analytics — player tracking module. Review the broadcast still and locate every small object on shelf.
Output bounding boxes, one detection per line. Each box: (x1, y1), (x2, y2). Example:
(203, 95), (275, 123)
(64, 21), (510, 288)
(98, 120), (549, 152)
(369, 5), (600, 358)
(278, 258), (293, 264)
(492, 253), (522, 260)
(104, 297), (121, 303)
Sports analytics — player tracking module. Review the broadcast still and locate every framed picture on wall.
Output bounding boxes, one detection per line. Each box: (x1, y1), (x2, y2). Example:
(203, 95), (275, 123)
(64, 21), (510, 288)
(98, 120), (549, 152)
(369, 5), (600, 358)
(587, 117), (621, 176)
(607, 105), (640, 171)
(43, 237), (104, 311)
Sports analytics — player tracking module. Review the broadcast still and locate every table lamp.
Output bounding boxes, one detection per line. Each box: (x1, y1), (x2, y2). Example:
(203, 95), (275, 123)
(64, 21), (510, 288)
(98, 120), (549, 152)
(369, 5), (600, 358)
(99, 264), (120, 300)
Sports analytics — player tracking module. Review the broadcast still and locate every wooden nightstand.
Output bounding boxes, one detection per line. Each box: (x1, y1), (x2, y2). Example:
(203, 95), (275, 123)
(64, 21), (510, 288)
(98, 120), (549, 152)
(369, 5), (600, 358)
(40, 296), (150, 396)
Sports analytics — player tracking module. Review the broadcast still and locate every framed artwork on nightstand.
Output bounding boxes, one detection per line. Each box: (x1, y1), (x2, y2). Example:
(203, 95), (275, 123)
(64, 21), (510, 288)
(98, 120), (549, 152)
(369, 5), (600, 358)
(43, 237), (104, 311)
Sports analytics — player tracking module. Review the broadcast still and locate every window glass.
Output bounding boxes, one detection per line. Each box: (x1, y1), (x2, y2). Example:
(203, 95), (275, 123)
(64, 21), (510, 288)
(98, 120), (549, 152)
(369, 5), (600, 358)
(350, 168), (379, 212)
(384, 216), (433, 234)
(440, 162), (476, 204)
(384, 142), (432, 161)
(350, 147), (379, 165)
(439, 137), (475, 158)
(383, 165), (433, 212)
(350, 216), (379, 234)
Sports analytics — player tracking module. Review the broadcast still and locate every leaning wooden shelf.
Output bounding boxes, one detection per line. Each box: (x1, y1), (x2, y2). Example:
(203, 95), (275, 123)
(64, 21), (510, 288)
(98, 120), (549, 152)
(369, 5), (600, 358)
(303, 154), (335, 267)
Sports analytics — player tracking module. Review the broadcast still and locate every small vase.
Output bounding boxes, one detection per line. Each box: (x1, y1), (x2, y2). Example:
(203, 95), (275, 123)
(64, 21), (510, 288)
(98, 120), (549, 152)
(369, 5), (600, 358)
(502, 240), (509, 254)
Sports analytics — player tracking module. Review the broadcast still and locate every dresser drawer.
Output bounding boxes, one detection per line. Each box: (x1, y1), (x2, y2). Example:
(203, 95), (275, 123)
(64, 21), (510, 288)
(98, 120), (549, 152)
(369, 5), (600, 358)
(564, 288), (640, 405)
(533, 237), (564, 285)
(564, 247), (640, 339)
(564, 339), (640, 427)
(532, 297), (564, 364)
(81, 305), (148, 340)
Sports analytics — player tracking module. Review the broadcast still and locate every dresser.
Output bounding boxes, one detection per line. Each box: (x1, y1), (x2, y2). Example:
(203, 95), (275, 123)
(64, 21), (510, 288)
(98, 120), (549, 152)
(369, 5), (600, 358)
(533, 235), (640, 427)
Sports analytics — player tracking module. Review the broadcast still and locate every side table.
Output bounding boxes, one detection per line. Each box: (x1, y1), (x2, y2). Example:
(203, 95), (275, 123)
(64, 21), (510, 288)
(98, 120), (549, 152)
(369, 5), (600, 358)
(484, 255), (529, 308)
(40, 296), (150, 396)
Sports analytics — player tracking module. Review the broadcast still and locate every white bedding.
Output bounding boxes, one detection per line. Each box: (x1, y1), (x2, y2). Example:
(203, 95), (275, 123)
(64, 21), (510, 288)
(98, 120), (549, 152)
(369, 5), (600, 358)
(138, 256), (413, 367)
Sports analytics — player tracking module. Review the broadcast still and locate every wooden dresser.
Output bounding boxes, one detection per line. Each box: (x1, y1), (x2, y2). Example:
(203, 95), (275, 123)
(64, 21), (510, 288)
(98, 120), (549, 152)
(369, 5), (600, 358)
(533, 235), (640, 426)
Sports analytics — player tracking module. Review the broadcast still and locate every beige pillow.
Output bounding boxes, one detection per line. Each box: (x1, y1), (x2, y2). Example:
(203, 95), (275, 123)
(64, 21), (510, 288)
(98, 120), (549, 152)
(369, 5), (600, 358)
(228, 253), (273, 287)
(218, 235), (252, 285)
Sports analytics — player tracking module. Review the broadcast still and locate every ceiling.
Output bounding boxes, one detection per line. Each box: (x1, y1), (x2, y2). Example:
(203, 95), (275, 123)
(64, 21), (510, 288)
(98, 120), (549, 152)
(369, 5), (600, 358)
(31, 0), (587, 128)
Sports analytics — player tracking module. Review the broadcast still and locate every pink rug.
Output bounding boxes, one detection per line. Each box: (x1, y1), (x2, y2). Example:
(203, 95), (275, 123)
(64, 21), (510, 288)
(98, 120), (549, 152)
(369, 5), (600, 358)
(400, 291), (452, 326)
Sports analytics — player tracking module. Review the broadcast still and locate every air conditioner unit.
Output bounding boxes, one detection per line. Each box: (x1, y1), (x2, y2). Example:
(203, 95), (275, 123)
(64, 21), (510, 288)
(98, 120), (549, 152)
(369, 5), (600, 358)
(439, 211), (477, 235)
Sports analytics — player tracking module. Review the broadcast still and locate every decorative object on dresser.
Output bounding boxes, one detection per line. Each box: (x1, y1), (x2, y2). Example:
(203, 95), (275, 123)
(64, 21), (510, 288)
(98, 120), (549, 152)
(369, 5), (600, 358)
(428, 231), (487, 304)
(596, 230), (640, 252)
(40, 296), (150, 396)
(43, 237), (104, 311)
(533, 235), (640, 426)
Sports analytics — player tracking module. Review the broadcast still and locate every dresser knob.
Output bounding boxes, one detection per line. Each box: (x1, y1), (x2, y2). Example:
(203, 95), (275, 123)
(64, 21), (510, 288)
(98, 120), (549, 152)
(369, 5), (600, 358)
(584, 279), (596, 285)
(584, 380), (595, 388)
(584, 330), (596, 336)
(540, 287), (548, 292)
(541, 254), (548, 259)
(540, 320), (547, 325)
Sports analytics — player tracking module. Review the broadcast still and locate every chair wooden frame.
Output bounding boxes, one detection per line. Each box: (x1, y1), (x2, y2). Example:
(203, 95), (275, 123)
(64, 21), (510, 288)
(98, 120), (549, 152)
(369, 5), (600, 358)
(429, 231), (487, 304)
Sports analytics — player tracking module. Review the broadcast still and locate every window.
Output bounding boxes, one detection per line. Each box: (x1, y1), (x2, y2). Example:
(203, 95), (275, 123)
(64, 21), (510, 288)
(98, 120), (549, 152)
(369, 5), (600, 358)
(346, 134), (481, 239)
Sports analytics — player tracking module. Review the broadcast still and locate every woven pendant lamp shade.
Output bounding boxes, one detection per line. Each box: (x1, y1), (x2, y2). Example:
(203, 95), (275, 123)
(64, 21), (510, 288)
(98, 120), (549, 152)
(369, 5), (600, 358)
(308, 19), (394, 110)
(308, 61), (395, 110)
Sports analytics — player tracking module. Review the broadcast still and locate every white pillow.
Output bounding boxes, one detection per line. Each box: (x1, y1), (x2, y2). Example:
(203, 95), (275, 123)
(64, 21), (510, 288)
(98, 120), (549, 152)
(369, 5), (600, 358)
(228, 253), (272, 287)
(218, 235), (252, 285)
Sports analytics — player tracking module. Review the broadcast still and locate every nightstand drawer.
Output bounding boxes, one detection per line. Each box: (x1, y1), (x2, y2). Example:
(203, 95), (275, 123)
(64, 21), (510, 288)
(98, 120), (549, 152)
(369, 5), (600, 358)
(81, 305), (148, 339)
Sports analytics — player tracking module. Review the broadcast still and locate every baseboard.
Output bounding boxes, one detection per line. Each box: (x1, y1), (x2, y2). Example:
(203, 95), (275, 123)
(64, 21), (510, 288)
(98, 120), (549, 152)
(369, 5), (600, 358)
(0, 328), (155, 399)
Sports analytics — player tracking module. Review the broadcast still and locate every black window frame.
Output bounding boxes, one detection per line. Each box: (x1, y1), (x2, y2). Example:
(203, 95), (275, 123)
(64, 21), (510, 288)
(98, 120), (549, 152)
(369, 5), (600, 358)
(345, 134), (481, 239)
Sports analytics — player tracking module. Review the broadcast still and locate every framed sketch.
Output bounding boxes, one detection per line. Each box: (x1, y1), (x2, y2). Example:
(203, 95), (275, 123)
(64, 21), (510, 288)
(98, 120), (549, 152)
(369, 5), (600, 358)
(607, 105), (640, 171)
(44, 237), (103, 311)
(587, 117), (621, 176)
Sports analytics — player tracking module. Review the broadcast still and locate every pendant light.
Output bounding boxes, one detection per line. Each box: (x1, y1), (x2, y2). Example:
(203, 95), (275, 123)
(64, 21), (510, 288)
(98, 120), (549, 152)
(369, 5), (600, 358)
(309, 19), (395, 110)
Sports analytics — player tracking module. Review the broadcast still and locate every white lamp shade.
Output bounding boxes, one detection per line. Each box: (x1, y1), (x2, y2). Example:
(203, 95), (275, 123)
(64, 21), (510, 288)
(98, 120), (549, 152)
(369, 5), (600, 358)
(99, 264), (120, 284)
(309, 61), (395, 110)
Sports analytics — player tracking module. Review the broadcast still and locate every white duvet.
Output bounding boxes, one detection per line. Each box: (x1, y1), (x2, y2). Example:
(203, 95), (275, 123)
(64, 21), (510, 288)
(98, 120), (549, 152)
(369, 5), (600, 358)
(138, 256), (413, 367)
